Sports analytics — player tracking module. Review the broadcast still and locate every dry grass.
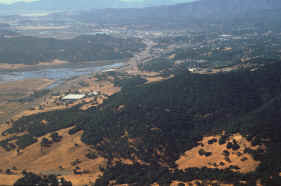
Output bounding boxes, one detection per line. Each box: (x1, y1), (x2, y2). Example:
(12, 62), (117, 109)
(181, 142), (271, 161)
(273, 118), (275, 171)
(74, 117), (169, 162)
(0, 124), (28, 144)
(0, 174), (22, 186)
(176, 133), (262, 174)
(168, 54), (176, 59)
(0, 127), (107, 186)
(0, 79), (53, 93)
(12, 95), (107, 122)
(79, 98), (96, 111)
(170, 180), (234, 186)
(145, 74), (174, 84)
(192, 63), (255, 75)
(112, 158), (134, 166)
(0, 78), (55, 123)
(79, 77), (121, 96)
(0, 59), (68, 70)
(126, 70), (174, 84)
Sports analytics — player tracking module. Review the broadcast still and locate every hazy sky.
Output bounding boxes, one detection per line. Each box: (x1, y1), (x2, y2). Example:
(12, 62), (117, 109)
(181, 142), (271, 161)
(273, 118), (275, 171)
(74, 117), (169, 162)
(0, 0), (195, 5)
(0, 0), (37, 4)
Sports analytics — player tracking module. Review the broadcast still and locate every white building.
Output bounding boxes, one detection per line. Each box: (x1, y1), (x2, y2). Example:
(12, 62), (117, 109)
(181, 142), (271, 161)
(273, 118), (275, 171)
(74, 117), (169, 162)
(188, 68), (197, 72)
(62, 94), (85, 100)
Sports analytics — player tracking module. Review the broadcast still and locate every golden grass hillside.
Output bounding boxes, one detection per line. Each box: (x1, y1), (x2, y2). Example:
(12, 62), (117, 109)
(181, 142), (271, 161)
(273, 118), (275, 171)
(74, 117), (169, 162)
(176, 133), (264, 174)
(0, 127), (107, 186)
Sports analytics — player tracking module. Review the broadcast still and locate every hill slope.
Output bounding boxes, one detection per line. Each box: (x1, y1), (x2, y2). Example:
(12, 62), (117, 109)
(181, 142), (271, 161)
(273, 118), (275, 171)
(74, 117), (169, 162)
(0, 35), (144, 65)
(3, 61), (281, 185)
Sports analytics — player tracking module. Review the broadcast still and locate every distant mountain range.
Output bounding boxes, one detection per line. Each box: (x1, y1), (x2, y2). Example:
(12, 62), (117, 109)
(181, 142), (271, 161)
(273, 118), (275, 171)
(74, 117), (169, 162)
(73, 0), (281, 29)
(1, 0), (280, 14)
(0, 0), (195, 12)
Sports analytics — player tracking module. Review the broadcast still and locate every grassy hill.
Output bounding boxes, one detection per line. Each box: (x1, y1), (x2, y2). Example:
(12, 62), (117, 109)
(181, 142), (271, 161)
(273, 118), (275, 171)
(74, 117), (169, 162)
(3, 60), (281, 185)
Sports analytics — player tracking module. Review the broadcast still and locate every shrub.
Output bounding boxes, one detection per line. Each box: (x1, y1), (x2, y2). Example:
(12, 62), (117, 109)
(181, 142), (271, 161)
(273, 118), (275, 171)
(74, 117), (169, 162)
(68, 126), (82, 135)
(219, 136), (228, 145)
(208, 138), (217, 144)
(14, 172), (72, 186)
(50, 132), (63, 143)
(40, 138), (52, 148)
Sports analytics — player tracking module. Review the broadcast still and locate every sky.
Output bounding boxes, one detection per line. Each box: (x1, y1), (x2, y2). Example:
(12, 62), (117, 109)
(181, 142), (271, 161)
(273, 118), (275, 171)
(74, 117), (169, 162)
(0, 0), (37, 4)
(0, 0), (195, 5)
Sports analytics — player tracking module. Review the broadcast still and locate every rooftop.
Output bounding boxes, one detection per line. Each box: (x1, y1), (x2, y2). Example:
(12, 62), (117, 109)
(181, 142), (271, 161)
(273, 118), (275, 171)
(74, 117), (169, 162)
(62, 94), (85, 100)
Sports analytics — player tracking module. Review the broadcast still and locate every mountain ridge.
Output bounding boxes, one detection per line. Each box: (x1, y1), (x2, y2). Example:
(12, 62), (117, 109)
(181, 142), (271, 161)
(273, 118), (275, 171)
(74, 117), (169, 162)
(72, 0), (281, 29)
(0, 0), (196, 12)
(3, 0), (281, 14)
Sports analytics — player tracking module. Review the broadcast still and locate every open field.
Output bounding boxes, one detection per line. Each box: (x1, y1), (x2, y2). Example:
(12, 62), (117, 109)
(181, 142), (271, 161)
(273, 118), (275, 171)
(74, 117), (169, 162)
(0, 72), (124, 185)
(0, 59), (68, 70)
(176, 133), (262, 174)
(0, 127), (107, 186)
(1, 73), (121, 123)
(0, 78), (54, 123)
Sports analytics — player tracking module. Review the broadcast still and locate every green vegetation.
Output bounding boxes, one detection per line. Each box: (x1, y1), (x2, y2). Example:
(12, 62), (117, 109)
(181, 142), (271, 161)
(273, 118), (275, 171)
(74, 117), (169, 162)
(138, 58), (174, 72)
(198, 149), (212, 157)
(15, 135), (38, 150)
(0, 106), (87, 149)
(159, 31), (281, 70)
(40, 137), (53, 148)
(95, 163), (261, 186)
(14, 171), (72, 186)
(50, 132), (63, 142)
(15, 89), (50, 103)
(0, 35), (145, 65)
